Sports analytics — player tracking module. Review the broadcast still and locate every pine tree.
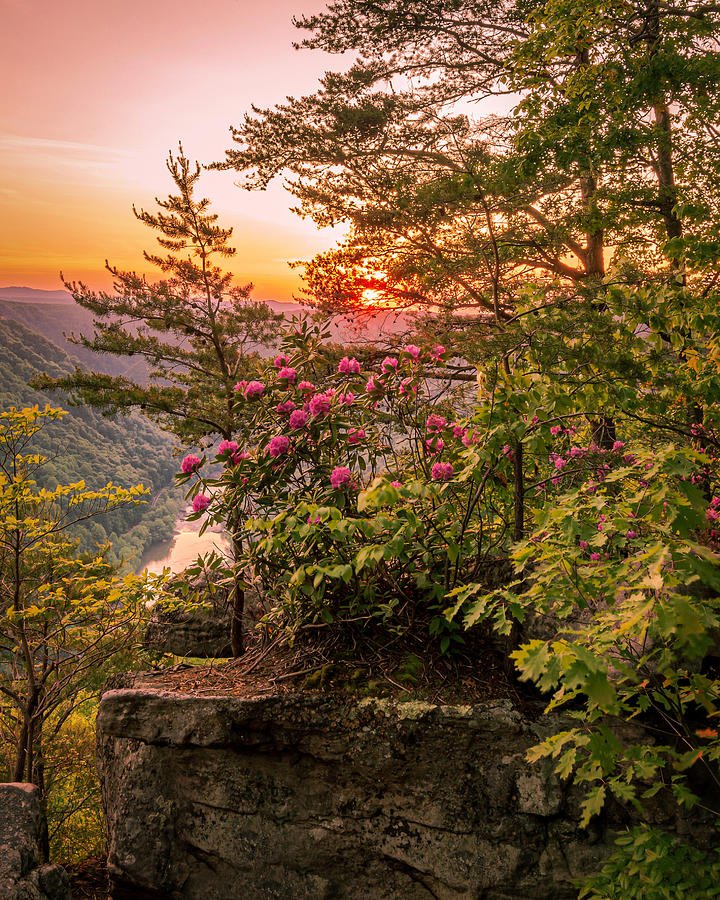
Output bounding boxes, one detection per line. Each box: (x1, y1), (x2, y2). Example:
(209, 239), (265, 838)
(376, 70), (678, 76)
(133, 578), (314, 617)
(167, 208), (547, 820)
(40, 147), (286, 655)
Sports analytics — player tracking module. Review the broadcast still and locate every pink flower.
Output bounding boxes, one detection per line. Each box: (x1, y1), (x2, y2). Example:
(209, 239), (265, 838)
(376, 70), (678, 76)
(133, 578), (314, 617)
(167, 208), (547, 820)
(390, 481), (402, 488)
(289, 410), (309, 430)
(550, 425), (563, 436)
(430, 344), (445, 360)
(298, 380), (315, 393)
(399, 378), (416, 397)
(590, 552), (601, 561)
(431, 461), (454, 481)
(307, 513), (321, 525)
(712, 497), (720, 509)
(309, 393), (331, 418)
(268, 435), (290, 457)
(192, 494), (210, 513)
(426, 413), (447, 433)
(338, 356), (361, 374)
(502, 444), (514, 460)
(425, 437), (444, 454)
(233, 380), (247, 393)
(554, 457), (567, 470)
(217, 440), (239, 458)
(463, 431), (480, 448)
(404, 344), (421, 359)
(381, 356), (399, 373)
(231, 449), (248, 465)
(707, 508), (720, 522)
(627, 530), (638, 539)
(331, 466), (352, 489)
(613, 441), (626, 451)
(452, 424), (467, 440)
(274, 354), (289, 368)
(580, 540), (589, 549)
(365, 375), (380, 393)
(347, 429), (365, 445)
(245, 381), (265, 399)
(181, 454), (202, 474)
(570, 446), (583, 458)
(339, 392), (355, 406)
(278, 366), (297, 384)
(277, 399), (296, 415)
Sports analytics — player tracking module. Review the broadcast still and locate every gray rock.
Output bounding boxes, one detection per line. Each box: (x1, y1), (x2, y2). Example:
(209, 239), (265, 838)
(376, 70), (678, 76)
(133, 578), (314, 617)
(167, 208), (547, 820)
(143, 570), (234, 658)
(143, 573), (266, 659)
(144, 603), (233, 658)
(95, 687), (587, 899)
(97, 683), (716, 899)
(0, 784), (70, 900)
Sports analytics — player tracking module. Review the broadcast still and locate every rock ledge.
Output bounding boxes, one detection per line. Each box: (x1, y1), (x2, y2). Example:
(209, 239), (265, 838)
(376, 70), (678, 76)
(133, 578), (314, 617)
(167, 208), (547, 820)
(98, 681), (627, 899)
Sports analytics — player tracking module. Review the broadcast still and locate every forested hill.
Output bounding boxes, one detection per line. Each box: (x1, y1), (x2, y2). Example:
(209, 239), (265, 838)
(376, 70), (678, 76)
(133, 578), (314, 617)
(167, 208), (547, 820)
(0, 316), (184, 568)
(0, 289), (155, 379)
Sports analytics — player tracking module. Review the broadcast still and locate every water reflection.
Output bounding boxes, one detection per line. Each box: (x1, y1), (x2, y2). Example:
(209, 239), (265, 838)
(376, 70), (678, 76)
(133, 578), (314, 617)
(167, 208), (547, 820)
(136, 507), (231, 574)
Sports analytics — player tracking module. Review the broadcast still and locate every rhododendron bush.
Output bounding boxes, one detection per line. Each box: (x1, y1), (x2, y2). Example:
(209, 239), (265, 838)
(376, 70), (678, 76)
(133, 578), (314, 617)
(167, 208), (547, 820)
(179, 320), (524, 650)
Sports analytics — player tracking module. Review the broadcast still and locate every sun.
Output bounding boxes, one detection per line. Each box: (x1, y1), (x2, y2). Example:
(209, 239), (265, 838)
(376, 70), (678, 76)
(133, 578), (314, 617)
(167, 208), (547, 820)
(357, 268), (391, 308)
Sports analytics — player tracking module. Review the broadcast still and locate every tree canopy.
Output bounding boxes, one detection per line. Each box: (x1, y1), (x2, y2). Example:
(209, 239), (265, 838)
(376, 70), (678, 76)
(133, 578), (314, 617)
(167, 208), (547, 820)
(0, 405), (150, 857)
(219, 0), (720, 318)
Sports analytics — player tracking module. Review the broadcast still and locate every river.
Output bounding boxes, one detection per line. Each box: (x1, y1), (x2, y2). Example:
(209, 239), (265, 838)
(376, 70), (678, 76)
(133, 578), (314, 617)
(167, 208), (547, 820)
(135, 506), (231, 574)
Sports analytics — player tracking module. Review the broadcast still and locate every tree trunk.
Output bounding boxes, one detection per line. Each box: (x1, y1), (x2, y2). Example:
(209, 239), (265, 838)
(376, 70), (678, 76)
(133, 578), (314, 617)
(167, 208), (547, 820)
(645, 0), (683, 263)
(13, 718), (29, 782)
(229, 530), (245, 657)
(513, 441), (524, 542)
(579, 169), (605, 278)
(32, 740), (50, 862)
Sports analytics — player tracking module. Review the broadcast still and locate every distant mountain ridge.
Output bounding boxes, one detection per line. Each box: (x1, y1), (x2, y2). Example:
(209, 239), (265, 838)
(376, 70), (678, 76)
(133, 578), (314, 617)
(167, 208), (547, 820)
(0, 286), (75, 303)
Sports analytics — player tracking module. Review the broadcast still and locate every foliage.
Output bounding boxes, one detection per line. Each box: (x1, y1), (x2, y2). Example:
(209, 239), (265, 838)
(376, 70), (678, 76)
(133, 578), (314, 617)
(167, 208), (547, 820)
(435, 281), (720, 851)
(178, 322), (519, 650)
(578, 826), (720, 899)
(0, 405), (153, 858)
(0, 316), (182, 566)
(44, 699), (105, 863)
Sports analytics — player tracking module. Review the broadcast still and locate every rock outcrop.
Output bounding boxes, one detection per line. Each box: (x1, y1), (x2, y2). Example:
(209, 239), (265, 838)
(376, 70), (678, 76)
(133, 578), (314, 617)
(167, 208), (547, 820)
(0, 784), (71, 900)
(143, 575), (266, 659)
(97, 682), (634, 899)
(143, 571), (234, 658)
(144, 603), (232, 658)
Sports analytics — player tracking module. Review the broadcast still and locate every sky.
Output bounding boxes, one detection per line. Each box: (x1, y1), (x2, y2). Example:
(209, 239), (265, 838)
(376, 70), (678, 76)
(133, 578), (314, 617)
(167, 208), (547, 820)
(0, 0), (342, 301)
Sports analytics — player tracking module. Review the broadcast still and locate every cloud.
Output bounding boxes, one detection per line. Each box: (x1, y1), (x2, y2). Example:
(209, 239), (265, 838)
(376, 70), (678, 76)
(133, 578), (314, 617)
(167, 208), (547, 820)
(0, 134), (139, 189)
(0, 135), (133, 161)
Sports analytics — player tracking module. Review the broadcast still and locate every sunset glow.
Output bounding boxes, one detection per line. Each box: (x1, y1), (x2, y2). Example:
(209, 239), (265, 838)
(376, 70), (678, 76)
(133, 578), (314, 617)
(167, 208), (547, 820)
(0, 0), (340, 301)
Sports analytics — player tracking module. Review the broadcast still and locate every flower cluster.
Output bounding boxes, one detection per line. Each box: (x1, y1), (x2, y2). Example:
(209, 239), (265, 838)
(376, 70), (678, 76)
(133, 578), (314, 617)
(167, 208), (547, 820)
(181, 454), (202, 474)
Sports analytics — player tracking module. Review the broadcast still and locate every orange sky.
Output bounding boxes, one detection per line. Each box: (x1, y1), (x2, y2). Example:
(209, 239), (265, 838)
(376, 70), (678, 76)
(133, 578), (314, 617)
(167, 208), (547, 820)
(0, 0), (342, 301)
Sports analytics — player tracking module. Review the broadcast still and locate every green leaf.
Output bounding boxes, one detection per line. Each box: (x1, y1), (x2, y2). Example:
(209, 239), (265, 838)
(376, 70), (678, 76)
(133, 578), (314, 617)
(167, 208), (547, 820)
(580, 784), (606, 827)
